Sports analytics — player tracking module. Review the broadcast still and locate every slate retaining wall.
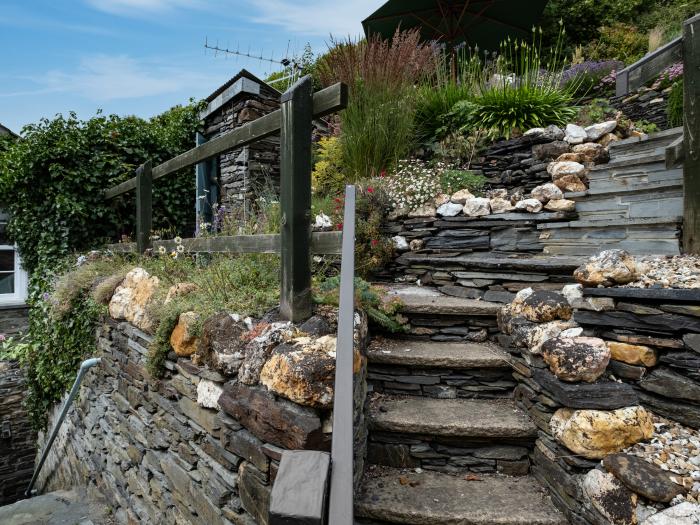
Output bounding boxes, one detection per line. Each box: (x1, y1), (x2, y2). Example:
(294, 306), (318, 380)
(35, 317), (368, 525)
(0, 361), (35, 505)
(505, 287), (700, 524)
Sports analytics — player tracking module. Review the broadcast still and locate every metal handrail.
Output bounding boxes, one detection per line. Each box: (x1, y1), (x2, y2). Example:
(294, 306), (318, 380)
(328, 185), (356, 525)
(25, 357), (101, 497)
(616, 36), (683, 96)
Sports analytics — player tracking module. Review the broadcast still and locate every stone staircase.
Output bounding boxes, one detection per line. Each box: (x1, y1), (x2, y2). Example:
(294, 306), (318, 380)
(539, 127), (683, 256)
(354, 286), (567, 524)
(0, 488), (111, 525)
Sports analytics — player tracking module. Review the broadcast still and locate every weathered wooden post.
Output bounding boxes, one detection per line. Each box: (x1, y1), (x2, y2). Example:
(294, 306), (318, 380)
(279, 75), (313, 322)
(683, 14), (700, 253)
(136, 160), (153, 254)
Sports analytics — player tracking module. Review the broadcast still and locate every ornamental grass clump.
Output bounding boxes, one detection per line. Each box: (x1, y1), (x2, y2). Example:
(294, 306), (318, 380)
(467, 26), (581, 139)
(317, 28), (437, 180)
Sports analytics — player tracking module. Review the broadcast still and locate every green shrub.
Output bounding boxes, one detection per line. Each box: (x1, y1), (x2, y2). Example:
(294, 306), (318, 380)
(584, 23), (649, 64)
(576, 98), (618, 127)
(668, 80), (684, 127)
(634, 119), (659, 134)
(312, 136), (346, 195)
(439, 169), (487, 196)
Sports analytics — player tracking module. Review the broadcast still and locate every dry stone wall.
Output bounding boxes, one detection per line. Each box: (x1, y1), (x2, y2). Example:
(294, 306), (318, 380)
(498, 251), (700, 524)
(0, 361), (35, 505)
(35, 312), (368, 525)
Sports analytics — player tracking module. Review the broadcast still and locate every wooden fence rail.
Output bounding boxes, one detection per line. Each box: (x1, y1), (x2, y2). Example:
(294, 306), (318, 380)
(104, 77), (348, 321)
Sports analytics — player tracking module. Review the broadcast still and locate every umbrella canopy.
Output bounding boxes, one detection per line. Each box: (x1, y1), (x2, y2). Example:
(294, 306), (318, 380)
(362, 0), (549, 53)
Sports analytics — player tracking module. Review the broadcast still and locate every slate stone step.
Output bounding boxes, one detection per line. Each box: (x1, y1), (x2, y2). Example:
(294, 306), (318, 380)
(607, 127), (683, 157)
(369, 396), (537, 442)
(380, 284), (502, 317)
(393, 253), (583, 274)
(0, 488), (111, 525)
(355, 467), (567, 525)
(366, 339), (511, 369)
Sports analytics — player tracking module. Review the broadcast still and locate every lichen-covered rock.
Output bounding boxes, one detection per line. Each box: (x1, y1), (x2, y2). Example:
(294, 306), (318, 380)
(572, 142), (610, 164)
(490, 197), (515, 214)
(533, 140), (571, 160)
(514, 198), (543, 213)
(550, 406), (654, 459)
(599, 133), (620, 147)
(582, 469), (638, 525)
(564, 123), (588, 145)
(642, 502), (700, 524)
(487, 188), (508, 199)
(164, 282), (198, 304)
(608, 342), (658, 367)
(562, 283), (615, 312)
(547, 161), (586, 181)
(544, 198), (576, 212)
(170, 311), (200, 357)
(531, 183), (563, 203)
(574, 250), (640, 286)
(409, 239), (424, 252)
(463, 197), (491, 217)
(603, 453), (687, 503)
(109, 268), (160, 333)
(553, 174), (587, 193)
(514, 290), (573, 323)
(238, 322), (294, 385)
(450, 189), (475, 204)
(525, 125), (565, 141)
(408, 204), (436, 218)
(433, 194), (451, 207)
(199, 312), (249, 375)
(585, 120), (618, 141)
(519, 319), (578, 354)
(436, 201), (464, 217)
(541, 336), (610, 382)
(555, 152), (585, 163)
(260, 335), (348, 408)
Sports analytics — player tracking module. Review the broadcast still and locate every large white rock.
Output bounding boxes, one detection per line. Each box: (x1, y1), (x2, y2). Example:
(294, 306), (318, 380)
(514, 198), (543, 213)
(437, 201), (464, 217)
(585, 120), (618, 141)
(197, 379), (223, 410)
(547, 161), (586, 181)
(642, 502), (700, 525)
(544, 199), (576, 212)
(564, 123), (588, 145)
(530, 183), (563, 203)
(450, 189), (475, 204)
(490, 197), (515, 214)
(109, 268), (160, 333)
(462, 197), (491, 217)
(392, 235), (409, 251)
(314, 212), (332, 229)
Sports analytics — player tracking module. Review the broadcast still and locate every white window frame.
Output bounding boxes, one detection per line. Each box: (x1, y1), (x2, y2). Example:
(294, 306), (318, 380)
(0, 245), (28, 307)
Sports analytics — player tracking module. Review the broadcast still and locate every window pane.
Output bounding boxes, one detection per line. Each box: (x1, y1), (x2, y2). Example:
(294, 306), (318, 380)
(0, 272), (14, 294)
(0, 250), (13, 272)
(0, 222), (8, 246)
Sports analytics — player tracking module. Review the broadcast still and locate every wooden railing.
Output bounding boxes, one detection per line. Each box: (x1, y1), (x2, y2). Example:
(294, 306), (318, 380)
(103, 76), (348, 321)
(616, 36), (682, 96)
(268, 185), (356, 525)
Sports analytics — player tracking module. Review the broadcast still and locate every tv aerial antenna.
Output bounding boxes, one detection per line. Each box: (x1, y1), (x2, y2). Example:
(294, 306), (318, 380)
(204, 37), (303, 87)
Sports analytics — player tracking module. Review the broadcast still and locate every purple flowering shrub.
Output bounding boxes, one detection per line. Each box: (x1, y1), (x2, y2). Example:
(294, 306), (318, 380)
(652, 62), (683, 90)
(562, 60), (625, 96)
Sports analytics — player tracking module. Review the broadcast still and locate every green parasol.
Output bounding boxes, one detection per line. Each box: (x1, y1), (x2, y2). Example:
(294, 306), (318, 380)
(362, 0), (550, 53)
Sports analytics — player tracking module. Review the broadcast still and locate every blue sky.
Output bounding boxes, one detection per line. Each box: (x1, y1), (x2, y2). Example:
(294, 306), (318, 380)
(0, 0), (380, 133)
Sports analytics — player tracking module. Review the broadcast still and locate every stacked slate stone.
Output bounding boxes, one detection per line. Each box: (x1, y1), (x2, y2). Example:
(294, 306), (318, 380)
(499, 250), (700, 525)
(35, 267), (369, 525)
(202, 77), (281, 213)
(0, 361), (35, 505)
(610, 86), (672, 131)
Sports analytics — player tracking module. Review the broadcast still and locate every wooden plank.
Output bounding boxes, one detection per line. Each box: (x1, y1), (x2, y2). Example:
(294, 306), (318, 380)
(328, 185), (355, 525)
(104, 82), (347, 199)
(280, 75), (314, 322)
(269, 450), (330, 525)
(684, 14), (700, 253)
(105, 232), (342, 255)
(136, 161), (153, 254)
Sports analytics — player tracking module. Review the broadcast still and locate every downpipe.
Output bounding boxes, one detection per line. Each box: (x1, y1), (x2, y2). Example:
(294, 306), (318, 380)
(25, 357), (101, 498)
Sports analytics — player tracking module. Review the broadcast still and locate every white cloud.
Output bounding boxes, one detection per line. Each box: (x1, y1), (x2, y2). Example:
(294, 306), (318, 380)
(6, 55), (213, 102)
(248, 0), (381, 37)
(85, 0), (205, 16)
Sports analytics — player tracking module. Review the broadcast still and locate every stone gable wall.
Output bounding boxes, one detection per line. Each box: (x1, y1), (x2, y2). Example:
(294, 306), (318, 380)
(35, 317), (368, 525)
(0, 361), (35, 505)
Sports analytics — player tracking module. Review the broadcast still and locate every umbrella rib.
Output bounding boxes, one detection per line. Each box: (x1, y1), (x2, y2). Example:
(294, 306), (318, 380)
(410, 11), (447, 39)
(363, 1), (495, 25)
